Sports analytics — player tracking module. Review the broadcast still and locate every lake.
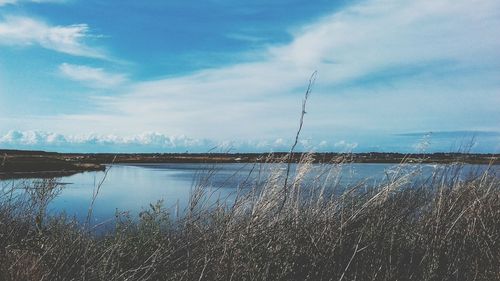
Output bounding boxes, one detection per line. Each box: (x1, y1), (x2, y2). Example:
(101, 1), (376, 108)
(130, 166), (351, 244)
(1, 162), (497, 225)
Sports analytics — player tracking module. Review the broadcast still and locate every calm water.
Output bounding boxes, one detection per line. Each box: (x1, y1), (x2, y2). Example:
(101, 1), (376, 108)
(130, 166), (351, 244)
(1, 163), (497, 224)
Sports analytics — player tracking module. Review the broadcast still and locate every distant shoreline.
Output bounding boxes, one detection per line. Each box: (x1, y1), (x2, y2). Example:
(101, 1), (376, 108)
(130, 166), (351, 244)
(0, 149), (498, 179)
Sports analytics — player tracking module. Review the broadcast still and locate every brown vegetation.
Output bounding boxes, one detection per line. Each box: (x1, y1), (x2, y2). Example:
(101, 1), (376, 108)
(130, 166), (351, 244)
(0, 154), (499, 280)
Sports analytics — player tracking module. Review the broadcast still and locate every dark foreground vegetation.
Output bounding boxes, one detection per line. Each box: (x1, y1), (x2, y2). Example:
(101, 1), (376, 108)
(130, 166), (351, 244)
(0, 154), (499, 281)
(1, 148), (497, 179)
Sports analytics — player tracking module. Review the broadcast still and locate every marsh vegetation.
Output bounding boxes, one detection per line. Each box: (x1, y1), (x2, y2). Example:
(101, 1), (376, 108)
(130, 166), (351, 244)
(0, 153), (499, 281)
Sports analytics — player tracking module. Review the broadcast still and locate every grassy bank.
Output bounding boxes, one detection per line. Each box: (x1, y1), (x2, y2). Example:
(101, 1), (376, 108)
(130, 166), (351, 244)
(0, 155), (499, 280)
(0, 151), (105, 179)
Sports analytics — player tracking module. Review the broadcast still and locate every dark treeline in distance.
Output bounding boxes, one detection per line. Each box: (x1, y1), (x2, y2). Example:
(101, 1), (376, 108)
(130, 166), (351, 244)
(0, 149), (497, 179)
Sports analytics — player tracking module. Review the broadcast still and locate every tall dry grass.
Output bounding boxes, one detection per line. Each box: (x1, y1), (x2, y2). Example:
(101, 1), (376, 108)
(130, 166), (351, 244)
(0, 155), (499, 281)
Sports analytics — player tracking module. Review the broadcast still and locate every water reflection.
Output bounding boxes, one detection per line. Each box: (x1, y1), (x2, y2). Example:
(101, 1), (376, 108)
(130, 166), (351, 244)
(1, 163), (497, 225)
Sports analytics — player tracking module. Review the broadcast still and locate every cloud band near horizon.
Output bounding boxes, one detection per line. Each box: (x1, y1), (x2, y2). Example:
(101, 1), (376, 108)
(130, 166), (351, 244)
(0, 130), (498, 153)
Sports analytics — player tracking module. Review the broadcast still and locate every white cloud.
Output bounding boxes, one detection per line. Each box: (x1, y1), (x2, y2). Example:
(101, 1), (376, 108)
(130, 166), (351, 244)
(0, 0), (66, 6)
(3, 130), (496, 153)
(58, 0), (499, 141)
(0, 0), (17, 5)
(2, 0), (499, 152)
(0, 130), (66, 145)
(0, 16), (104, 58)
(0, 130), (207, 149)
(59, 63), (127, 88)
(0, 130), (500, 153)
(225, 33), (266, 43)
(0, 130), (332, 152)
(334, 140), (358, 151)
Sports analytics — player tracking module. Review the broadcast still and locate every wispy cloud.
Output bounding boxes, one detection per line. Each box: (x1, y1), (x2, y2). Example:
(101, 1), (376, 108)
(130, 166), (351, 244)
(0, 16), (104, 58)
(225, 33), (266, 43)
(396, 131), (500, 138)
(1, 0), (499, 153)
(59, 0), (499, 141)
(0, 0), (17, 5)
(0, 0), (66, 6)
(59, 63), (127, 88)
(334, 140), (358, 151)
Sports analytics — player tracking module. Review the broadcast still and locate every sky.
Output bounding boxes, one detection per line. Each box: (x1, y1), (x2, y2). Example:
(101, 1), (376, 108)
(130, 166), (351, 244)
(0, 0), (499, 153)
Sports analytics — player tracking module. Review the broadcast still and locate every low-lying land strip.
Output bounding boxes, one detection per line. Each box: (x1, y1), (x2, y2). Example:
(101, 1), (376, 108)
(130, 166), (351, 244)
(0, 149), (497, 179)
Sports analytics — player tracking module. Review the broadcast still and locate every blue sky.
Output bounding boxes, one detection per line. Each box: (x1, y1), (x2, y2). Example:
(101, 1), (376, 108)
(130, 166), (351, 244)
(0, 0), (499, 153)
